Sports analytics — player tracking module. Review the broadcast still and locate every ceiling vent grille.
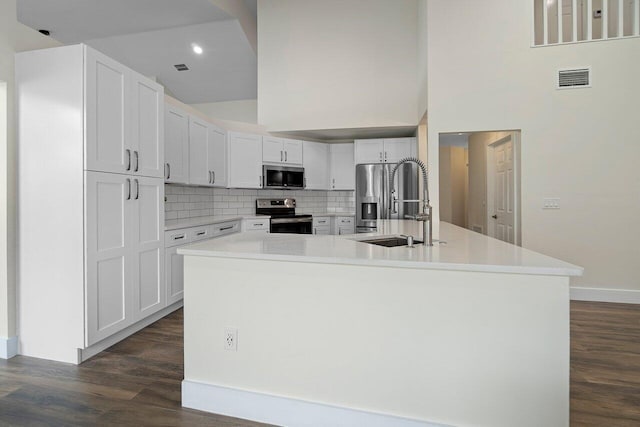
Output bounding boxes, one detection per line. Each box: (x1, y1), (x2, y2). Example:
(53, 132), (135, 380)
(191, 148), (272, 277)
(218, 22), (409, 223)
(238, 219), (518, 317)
(557, 68), (591, 89)
(174, 64), (189, 71)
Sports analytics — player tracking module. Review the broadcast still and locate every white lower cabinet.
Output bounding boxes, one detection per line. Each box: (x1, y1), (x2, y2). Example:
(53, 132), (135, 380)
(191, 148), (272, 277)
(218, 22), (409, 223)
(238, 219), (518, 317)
(332, 216), (355, 235)
(85, 171), (164, 346)
(313, 216), (331, 235)
(242, 218), (270, 233)
(164, 220), (241, 306)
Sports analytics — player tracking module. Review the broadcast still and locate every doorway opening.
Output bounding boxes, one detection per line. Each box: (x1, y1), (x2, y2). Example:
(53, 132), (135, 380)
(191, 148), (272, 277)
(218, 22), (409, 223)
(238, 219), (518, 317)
(438, 130), (521, 246)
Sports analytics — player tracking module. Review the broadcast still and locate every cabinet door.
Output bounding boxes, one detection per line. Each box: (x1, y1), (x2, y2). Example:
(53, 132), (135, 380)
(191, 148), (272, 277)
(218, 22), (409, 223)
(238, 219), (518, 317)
(228, 132), (263, 189)
(189, 117), (210, 186)
(164, 104), (189, 184)
(85, 171), (133, 346)
(165, 246), (184, 305)
(384, 138), (415, 164)
(130, 72), (164, 178)
(209, 124), (227, 187)
(303, 141), (329, 190)
(330, 143), (355, 190)
(263, 137), (283, 163)
(130, 176), (165, 321)
(85, 47), (129, 174)
(283, 139), (303, 165)
(354, 139), (384, 164)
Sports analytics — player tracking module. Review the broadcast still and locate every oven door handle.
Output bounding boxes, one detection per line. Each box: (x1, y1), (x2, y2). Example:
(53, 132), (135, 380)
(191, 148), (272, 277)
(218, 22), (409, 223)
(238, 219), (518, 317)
(270, 217), (313, 224)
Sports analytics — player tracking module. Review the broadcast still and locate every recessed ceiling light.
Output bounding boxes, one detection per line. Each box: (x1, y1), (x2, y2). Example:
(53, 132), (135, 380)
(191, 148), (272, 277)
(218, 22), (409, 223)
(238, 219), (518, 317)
(192, 44), (203, 55)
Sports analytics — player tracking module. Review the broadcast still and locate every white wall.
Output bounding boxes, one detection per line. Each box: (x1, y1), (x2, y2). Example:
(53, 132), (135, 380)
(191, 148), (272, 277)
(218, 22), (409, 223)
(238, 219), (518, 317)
(417, 0), (428, 118)
(427, 0), (640, 290)
(257, 0), (420, 131)
(190, 99), (258, 124)
(0, 0), (60, 345)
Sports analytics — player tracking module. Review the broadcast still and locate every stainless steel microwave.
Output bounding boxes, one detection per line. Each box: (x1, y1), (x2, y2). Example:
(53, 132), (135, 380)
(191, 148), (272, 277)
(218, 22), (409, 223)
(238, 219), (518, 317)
(262, 165), (305, 189)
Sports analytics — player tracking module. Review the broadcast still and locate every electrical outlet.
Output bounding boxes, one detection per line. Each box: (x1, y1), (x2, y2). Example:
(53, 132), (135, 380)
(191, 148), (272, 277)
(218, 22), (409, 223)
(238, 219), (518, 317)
(543, 198), (560, 209)
(224, 328), (238, 351)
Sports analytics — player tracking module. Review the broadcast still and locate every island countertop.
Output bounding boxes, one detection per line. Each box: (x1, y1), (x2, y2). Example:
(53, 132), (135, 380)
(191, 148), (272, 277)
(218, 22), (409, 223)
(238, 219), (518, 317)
(178, 220), (583, 276)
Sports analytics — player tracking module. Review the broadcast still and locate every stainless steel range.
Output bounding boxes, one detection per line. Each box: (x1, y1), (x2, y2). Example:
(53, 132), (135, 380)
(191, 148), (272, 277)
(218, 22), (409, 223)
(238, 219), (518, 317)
(256, 198), (313, 234)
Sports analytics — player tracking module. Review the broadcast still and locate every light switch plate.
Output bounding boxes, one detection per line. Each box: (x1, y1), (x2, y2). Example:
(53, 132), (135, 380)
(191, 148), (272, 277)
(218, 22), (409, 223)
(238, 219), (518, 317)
(543, 198), (560, 209)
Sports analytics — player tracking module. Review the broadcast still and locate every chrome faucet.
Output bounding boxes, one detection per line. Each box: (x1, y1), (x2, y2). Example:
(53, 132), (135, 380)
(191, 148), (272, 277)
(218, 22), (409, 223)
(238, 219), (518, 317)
(389, 157), (433, 246)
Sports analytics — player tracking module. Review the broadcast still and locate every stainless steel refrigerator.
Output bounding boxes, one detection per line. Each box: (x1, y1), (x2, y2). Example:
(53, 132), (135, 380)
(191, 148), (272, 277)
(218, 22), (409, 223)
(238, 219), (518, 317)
(355, 163), (419, 233)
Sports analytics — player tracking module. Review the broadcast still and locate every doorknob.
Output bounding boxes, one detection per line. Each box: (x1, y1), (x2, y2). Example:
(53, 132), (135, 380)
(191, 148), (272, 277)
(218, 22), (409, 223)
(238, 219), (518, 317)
(492, 214), (498, 219)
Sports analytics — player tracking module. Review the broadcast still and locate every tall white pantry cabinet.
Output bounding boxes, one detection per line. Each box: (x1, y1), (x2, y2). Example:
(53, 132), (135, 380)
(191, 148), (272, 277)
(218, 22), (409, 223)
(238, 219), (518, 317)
(17, 44), (172, 364)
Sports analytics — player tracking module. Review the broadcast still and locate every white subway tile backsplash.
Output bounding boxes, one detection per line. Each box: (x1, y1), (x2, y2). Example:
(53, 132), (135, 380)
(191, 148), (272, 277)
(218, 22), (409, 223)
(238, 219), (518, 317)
(164, 184), (354, 220)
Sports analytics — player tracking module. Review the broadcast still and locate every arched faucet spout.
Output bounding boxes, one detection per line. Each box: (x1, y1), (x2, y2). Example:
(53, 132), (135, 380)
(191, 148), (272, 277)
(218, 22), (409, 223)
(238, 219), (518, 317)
(389, 157), (433, 246)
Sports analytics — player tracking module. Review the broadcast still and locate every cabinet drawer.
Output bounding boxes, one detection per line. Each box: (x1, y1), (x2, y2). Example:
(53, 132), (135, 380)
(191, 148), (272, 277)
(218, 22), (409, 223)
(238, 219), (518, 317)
(211, 220), (240, 237)
(336, 216), (354, 225)
(313, 226), (331, 235)
(165, 230), (191, 248)
(313, 217), (330, 227)
(189, 226), (211, 242)
(243, 218), (270, 232)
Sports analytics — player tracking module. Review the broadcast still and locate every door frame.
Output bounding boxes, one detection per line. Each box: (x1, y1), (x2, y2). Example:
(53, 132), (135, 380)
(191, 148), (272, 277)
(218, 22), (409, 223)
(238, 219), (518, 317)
(485, 133), (521, 246)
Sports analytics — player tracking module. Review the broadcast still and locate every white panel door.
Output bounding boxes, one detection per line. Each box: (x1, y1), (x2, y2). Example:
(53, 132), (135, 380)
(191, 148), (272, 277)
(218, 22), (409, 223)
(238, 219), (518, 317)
(85, 47), (129, 174)
(85, 171), (133, 346)
(209, 124), (227, 187)
(164, 104), (189, 184)
(165, 246), (184, 305)
(228, 132), (263, 189)
(384, 138), (414, 163)
(189, 117), (210, 186)
(130, 176), (165, 320)
(330, 143), (355, 190)
(263, 137), (283, 163)
(302, 141), (329, 190)
(354, 139), (384, 164)
(283, 139), (303, 165)
(491, 138), (515, 244)
(130, 72), (164, 178)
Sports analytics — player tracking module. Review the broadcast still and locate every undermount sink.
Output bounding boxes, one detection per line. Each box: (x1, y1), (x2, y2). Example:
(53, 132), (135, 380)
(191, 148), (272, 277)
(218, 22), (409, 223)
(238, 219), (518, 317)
(359, 236), (423, 247)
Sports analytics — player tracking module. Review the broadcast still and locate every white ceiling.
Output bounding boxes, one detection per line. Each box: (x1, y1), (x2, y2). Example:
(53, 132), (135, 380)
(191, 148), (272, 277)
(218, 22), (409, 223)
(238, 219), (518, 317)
(17, 0), (256, 104)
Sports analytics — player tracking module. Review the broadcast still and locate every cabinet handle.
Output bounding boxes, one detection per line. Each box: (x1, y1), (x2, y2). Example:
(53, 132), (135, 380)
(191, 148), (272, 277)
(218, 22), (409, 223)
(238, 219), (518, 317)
(134, 179), (140, 200)
(285, 151), (287, 162)
(126, 149), (131, 171)
(280, 151), (283, 162)
(126, 178), (131, 200)
(208, 171), (212, 184)
(166, 163), (171, 180)
(314, 228), (317, 234)
(260, 175), (263, 187)
(379, 152), (382, 162)
(220, 225), (233, 231)
(134, 151), (139, 172)
(384, 151), (387, 161)
(212, 170), (215, 184)
(196, 231), (206, 236)
(173, 234), (185, 240)
(254, 223), (264, 227)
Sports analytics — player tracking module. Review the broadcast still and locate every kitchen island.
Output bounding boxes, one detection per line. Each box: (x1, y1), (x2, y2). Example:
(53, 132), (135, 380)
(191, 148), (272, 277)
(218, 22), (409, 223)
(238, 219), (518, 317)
(179, 221), (582, 427)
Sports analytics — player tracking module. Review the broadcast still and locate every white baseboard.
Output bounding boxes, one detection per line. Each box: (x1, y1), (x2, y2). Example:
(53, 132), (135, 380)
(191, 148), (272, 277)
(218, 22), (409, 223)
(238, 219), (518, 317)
(0, 336), (18, 359)
(182, 380), (448, 427)
(570, 287), (640, 304)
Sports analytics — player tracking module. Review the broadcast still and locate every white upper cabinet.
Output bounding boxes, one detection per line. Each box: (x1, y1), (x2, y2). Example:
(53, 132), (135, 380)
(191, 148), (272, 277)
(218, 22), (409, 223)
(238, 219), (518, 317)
(302, 141), (329, 190)
(188, 117), (210, 186)
(85, 46), (164, 177)
(208, 124), (227, 187)
(384, 137), (415, 163)
(164, 104), (189, 184)
(130, 71), (164, 178)
(228, 132), (263, 189)
(262, 137), (303, 165)
(329, 143), (355, 190)
(354, 138), (416, 164)
(354, 139), (385, 164)
(85, 48), (128, 174)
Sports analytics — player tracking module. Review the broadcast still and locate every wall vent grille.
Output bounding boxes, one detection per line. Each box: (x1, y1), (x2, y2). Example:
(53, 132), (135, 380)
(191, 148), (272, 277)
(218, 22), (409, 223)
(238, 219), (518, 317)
(558, 68), (591, 89)
(174, 64), (189, 71)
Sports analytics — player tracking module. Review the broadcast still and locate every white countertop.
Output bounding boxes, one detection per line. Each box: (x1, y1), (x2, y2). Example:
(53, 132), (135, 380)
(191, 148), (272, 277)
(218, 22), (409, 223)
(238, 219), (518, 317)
(165, 215), (270, 231)
(309, 212), (355, 217)
(178, 220), (583, 276)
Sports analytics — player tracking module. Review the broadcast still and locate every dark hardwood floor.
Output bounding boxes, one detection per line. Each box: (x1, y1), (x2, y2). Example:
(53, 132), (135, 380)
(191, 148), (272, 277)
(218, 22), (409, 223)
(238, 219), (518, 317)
(1, 301), (639, 426)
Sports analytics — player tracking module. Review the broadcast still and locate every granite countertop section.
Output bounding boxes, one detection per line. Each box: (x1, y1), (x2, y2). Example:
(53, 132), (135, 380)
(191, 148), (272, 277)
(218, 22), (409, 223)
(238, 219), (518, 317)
(178, 220), (583, 277)
(165, 215), (270, 231)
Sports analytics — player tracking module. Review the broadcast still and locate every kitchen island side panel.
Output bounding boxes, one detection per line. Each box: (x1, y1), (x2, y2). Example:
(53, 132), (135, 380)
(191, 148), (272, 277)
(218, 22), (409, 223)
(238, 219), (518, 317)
(183, 256), (570, 427)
